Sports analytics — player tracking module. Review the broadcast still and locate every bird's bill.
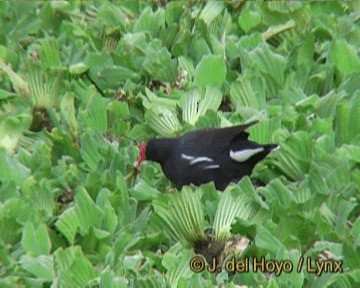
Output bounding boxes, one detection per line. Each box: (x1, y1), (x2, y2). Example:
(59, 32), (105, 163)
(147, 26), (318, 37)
(135, 142), (147, 167)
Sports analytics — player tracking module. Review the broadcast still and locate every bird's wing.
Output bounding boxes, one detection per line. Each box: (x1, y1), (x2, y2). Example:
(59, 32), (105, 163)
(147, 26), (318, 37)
(179, 121), (258, 155)
(173, 153), (222, 187)
(211, 120), (257, 141)
(180, 153), (221, 169)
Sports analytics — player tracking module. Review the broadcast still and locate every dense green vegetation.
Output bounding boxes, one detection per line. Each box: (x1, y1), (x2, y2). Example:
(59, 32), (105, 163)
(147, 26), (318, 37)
(0, 1), (359, 287)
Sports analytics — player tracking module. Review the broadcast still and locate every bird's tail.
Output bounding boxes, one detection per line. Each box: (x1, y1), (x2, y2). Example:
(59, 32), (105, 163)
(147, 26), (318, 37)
(263, 144), (280, 152)
(230, 141), (279, 163)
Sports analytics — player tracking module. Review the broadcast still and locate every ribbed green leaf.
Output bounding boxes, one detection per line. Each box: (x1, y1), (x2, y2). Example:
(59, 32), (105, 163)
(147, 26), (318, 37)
(78, 93), (107, 132)
(315, 90), (347, 118)
(130, 179), (160, 201)
(230, 75), (265, 109)
(181, 87), (222, 126)
(181, 89), (199, 126)
(0, 148), (30, 184)
(165, 247), (193, 287)
(213, 178), (261, 239)
(308, 65), (336, 97)
(21, 222), (51, 256)
(85, 53), (114, 91)
(97, 3), (128, 31)
(198, 86), (222, 117)
(55, 207), (79, 245)
(272, 131), (312, 180)
(294, 181), (312, 204)
(195, 55), (226, 87)
(56, 186), (103, 244)
(69, 63), (89, 75)
(59, 257), (99, 287)
(259, 178), (297, 211)
(26, 62), (61, 109)
(20, 255), (55, 280)
(247, 118), (282, 144)
(0, 112), (31, 152)
(330, 39), (360, 77)
(178, 56), (195, 79)
(80, 132), (108, 170)
(145, 108), (181, 137)
(60, 93), (78, 137)
(0, 58), (29, 96)
(97, 207), (117, 238)
(55, 246), (99, 287)
(100, 270), (128, 288)
(0, 44), (18, 67)
(0, 214), (22, 245)
(37, 38), (61, 69)
(133, 6), (165, 35)
(335, 98), (360, 146)
(241, 43), (286, 86)
(338, 145), (360, 164)
(74, 186), (103, 234)
(261, 20), (295, 41)
(54, 246), (81, 273)
(98, 66), (138, 88)
(152, 187), (205, 245)
(191, 38), (212, 64)
(199, 1), (224, 25)
(275, 248), (304, 287)
(195, 110), (221, 129)
(335, 100), (351, 146)
(238, 9), (262, 33)
(141, 88), (178, 110)
(142, 47), (178, 84)
(313, 154), (353, 196)
(351, 218), (360, 247)
(343, 241), (360, 270)
(256, 225), (286, 255)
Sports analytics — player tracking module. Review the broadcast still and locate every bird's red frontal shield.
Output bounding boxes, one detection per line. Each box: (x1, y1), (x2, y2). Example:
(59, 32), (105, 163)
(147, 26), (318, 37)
(136, 142), (147, 167)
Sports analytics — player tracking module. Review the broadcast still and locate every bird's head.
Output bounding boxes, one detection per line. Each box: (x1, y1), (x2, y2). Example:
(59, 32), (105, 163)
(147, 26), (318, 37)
(135, 138), (175, 167)
(135, 141), (147, 168)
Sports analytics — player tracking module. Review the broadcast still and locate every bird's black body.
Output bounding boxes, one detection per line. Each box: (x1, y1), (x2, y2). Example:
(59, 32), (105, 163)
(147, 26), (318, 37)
(144, 121), (278, 191)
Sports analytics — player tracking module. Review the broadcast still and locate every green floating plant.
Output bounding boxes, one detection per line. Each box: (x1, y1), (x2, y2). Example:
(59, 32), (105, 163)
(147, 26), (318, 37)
(181, 86), (223, 126)
(26, 62), (61, 109)
(36, 38), (61, 69)
(152, 187), (206, 245)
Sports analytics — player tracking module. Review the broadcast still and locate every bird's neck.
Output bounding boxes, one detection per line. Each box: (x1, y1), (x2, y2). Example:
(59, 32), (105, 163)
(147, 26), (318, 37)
(146, 138), (176, 164)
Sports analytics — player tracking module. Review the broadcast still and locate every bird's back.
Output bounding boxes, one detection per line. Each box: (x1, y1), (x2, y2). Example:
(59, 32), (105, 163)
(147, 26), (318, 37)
(178, 121), (257, 156)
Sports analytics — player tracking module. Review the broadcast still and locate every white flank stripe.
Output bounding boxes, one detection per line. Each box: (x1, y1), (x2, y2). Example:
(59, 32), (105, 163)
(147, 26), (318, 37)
(181, 153), (213, 165)
(230, 147), (264, 162)
(203, 164), (220, 170)
(190, 157), (213, 165)
(272, 145), (280, 151)
(181, 153), (194, 160)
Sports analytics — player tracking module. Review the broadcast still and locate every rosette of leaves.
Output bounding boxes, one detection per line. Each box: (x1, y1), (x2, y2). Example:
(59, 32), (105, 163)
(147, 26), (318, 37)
(142, 85), (224, 137)
(150, 178), (268, 271)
